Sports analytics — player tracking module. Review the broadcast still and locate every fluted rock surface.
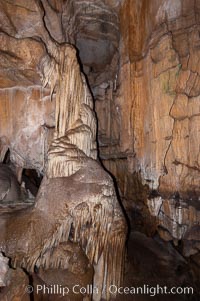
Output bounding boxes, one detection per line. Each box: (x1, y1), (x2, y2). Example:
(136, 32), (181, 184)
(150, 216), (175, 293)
(0, 4), (127, 300)
(100, 0), (200, 245)
(0, 0), (200, 297)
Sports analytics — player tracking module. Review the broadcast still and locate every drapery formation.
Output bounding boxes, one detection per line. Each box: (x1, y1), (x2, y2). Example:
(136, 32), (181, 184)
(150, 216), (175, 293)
(0, 42), (127, 301)
(41, 44), (97, 178)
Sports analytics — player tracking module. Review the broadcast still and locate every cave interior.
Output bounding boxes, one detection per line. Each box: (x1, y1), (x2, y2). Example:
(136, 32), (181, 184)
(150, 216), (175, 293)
(0, 1), (200, 301)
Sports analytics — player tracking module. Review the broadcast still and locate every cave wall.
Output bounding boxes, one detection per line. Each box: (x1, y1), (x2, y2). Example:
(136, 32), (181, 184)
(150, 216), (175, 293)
(119, 0), (200, 197)
(0, 0), (120, 172)
(99, 0), (200, 240)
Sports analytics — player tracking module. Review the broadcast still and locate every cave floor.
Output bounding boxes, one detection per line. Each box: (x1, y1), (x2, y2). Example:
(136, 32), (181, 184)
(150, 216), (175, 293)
(112, 231), (199, 301)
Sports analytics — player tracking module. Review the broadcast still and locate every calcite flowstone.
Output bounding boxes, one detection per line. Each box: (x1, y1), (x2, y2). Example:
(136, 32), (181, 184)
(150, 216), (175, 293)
(0, 32), (127, 301)
(0, 160), (126, 301)
(34, 242), (93, 301)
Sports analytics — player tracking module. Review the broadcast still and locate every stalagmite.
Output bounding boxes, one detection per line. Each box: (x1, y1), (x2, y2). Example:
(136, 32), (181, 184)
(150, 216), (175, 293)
(40, 43), (127, 300)
(0, 41), (127, 301)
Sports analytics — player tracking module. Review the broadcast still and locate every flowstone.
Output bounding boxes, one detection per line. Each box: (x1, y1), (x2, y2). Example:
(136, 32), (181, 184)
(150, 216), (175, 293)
(0, 41), (127, 301)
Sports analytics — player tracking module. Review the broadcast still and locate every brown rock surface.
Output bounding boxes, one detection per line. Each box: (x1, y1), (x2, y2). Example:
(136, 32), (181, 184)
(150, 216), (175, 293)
(0, 19), (127, 301)
(0, 1), (198, 203)
(0, 33), (45, 88)
(33, 242), (93, 301)
(0, 0), (200, 299)
(100, 0), (200, 243)
(0, 164), (21, 202)
(118, 0), (200, 197)
(0, 87), (55, 171)
(0, 267), (30, 301)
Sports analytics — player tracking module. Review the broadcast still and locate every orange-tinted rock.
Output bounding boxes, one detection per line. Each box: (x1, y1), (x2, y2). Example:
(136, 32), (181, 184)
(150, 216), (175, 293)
(0, 33), (45, 88)
(115, 0), (200, 195)
(0, 268), (30, 301)
(96, 0), (200, 242)
(0, 0), (199, 288)
(0, 87), (55, 170)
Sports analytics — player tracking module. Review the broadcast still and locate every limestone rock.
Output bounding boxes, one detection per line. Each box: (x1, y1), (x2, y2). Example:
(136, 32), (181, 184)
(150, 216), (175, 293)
(0, 32), (45, 88)
(0, 35), (127, 301)
(0, 160), (127, 301)
(0, 87), (55, 171)
(147, 196), (200, 241)
(183, 226), (200, 257)
(0, 0), (199, 298)
(0, 164), (21, 203)
(103, 0), (200, 248)
(34, 242), (93, 301)
(0, 252), (9, 287)
(0, 267), (30, 301)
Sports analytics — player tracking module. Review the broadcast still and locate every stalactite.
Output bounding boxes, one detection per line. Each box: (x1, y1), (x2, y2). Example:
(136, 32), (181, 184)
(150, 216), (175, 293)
(38, 43), (127, 300)
(0, 42), (126, 301)
(41, 44), (97, 178)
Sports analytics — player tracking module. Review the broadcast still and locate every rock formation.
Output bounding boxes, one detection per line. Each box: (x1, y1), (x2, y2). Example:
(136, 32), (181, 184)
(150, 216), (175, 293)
(0, 163), (21, 202)
(0, 252), (9, 287)
(0, 6), (127, 300)
(0, 0), (200, 300)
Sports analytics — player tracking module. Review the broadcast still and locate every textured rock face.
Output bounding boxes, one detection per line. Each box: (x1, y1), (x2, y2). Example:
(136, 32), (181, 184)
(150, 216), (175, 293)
(0, 162), (126, 301)
(147, 197), (200, 241)
(99, 0), (200, 245)
(0, 0), (200, 298)
(0, 6), (127, 300)
(118, 0), (200, 193)
(0, 0), (120, 174)
(0, 266), (30, 301)
(34, 242), (93, 301)
(0, 33), (45, 88)
(0, 87), (55, 170)
(0, 252), (9, 287)
(0, 164), (20, 202)
(1, 1), (199, 203)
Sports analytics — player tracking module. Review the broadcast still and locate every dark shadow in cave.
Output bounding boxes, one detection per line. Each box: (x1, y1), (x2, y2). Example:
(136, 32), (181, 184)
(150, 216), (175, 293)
(2, 149), (10, 164)
(22, 169), (43, 198)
